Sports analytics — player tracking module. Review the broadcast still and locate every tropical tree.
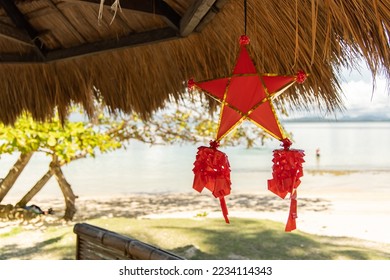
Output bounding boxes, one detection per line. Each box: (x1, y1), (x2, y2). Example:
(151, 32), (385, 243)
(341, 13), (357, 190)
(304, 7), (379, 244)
(0, 99), (270, 220)
(0, 114), (123, 220)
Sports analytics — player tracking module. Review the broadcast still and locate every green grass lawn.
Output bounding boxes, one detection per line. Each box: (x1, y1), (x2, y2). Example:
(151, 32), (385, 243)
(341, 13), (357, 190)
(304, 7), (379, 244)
(1, 217), (390, 260)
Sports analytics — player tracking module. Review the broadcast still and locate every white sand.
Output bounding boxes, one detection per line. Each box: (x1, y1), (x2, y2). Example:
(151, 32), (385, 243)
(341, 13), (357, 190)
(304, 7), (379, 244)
(2, 172), (390, 245)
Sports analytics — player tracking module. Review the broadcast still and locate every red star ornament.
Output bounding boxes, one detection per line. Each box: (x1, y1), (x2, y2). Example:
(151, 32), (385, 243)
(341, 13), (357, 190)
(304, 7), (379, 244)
(189, 35), (306, 141)
(189, 35), (307, 228)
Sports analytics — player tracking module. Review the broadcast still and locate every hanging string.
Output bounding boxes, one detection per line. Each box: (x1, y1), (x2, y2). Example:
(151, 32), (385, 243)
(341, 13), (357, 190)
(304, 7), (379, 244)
(293, 0), (299, 68)
(244, 0), (247, 35)
(98, 0), (104, 25)
(98, 0), (122, 25)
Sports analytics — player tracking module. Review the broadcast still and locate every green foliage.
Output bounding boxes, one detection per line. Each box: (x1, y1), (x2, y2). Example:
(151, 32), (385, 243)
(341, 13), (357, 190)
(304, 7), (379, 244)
(135, 99), (271, 148)
(0, 113), (122, 163)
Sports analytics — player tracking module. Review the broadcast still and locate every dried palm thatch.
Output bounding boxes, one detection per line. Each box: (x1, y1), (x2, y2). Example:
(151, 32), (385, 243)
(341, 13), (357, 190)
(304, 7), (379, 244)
(0, 0), (388, 125)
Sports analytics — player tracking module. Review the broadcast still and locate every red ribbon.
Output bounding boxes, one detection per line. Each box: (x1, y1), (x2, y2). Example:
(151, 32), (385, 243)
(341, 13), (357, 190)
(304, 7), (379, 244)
(267, 139), (305, 231)
(192, 141), (231, 223)
(285, 190), (298, 232)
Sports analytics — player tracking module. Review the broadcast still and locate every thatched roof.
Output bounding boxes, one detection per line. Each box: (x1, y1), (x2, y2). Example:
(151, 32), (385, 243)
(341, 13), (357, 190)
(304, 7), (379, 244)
(0, 0), (388, 124)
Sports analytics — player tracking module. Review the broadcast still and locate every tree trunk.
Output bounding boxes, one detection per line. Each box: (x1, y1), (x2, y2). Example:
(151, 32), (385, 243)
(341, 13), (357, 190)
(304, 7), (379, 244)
(15, 153), (87, 209)
(0, 152), (33, 203)
(15, 169), (54, 208)
(51, 158), (78, 221)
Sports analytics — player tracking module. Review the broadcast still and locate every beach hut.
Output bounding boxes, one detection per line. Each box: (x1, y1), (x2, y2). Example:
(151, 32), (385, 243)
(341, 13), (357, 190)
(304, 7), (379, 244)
(0, 0), (389, 260)
(0, 0), (388, 125)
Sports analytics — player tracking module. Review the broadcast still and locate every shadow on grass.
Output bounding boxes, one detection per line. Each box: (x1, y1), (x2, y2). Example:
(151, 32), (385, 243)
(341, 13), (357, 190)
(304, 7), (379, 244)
(2, 217), (389, 260)
(0, 235), (73, 260)
(153, 219), (390, 260)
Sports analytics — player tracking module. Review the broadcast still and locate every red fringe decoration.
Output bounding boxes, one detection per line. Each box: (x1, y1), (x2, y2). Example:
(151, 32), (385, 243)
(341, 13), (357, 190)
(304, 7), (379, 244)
(268, 139), (305, 231)
(192, 141), (231, 223)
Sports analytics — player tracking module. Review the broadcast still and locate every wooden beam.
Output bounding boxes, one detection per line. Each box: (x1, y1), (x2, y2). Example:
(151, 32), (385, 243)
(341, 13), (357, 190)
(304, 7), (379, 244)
(67, 0), (181, 29)
(195, 0), (229, 32)
(180, 0), (216, 37)
(0, 26), (179, 64)
(0, 22), (34, 46)
(0, 0), (46, 61)
(0, 52), (42, 63)
(45, 27), (178, 62)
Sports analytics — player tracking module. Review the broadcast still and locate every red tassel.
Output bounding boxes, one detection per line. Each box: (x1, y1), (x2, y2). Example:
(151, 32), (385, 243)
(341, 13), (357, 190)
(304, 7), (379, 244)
(192, 140), (231, 223)
(219, 197), (230, 224)
(285, 191), (298, 232)
(268, 138), (304, 231)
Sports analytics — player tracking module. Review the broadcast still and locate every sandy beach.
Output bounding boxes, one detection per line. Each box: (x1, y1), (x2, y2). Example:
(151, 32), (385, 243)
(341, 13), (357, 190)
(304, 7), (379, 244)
(1, 170), (390, 261)
(3, 176), (388, 245)
(1, 185), (390, 261)
(96, 188), (389, 245)
(74, 171), (389, 245)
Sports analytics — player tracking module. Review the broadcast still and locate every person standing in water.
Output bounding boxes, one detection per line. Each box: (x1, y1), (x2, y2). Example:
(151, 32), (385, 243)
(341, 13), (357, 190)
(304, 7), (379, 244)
(315, 148), (321, 169)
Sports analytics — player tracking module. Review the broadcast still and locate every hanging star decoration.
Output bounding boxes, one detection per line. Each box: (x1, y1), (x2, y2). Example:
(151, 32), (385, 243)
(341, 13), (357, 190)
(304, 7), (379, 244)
(189, 35), (307, 231)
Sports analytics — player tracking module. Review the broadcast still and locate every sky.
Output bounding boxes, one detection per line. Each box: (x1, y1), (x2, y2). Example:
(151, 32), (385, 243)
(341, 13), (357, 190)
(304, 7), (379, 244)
(287, 63), (389, 120)
(339, 66), (389, 120)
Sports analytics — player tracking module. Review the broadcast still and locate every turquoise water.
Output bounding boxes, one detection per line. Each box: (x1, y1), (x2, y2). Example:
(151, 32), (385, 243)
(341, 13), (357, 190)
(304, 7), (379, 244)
(1, 122), (389, 200)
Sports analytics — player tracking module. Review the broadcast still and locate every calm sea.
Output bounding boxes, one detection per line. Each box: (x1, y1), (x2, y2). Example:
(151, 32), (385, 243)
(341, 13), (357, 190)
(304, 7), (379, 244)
(1, 122), (389, 201)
